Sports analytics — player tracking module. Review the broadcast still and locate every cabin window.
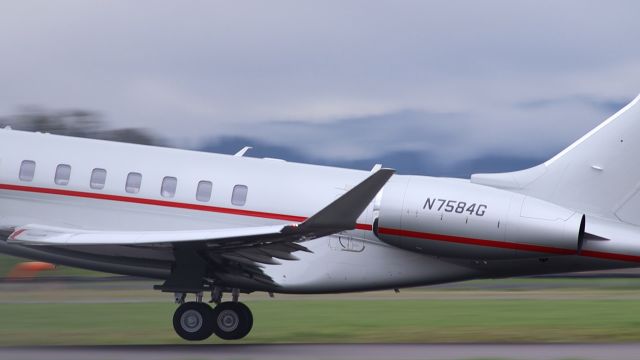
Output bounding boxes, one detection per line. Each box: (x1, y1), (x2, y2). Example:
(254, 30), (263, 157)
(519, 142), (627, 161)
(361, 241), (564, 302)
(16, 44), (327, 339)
(54, 164), (71, 185)
(161, 176), (177, 198)
(90, 168), (107, 189)
(231, 184), (248, 206)
(19, 160), (36, 182)
(125, 172), (142, 194)
(196, 180), (212, 202)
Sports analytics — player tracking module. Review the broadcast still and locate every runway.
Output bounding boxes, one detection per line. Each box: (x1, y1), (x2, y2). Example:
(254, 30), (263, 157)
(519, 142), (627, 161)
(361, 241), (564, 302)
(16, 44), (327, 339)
(3, 343), (640, 360)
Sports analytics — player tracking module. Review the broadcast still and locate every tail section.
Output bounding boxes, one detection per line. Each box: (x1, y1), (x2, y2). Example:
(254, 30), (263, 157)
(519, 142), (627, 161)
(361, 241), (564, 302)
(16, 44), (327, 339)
(472, 94), (640, 225)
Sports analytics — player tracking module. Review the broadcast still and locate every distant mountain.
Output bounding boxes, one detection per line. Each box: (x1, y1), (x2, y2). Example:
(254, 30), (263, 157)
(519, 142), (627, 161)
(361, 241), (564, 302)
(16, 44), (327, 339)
(198, 136), (545, 178)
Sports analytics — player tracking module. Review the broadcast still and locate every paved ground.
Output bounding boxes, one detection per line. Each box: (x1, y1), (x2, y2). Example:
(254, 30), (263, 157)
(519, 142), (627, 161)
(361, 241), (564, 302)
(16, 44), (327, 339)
(2, 343), (640, 360)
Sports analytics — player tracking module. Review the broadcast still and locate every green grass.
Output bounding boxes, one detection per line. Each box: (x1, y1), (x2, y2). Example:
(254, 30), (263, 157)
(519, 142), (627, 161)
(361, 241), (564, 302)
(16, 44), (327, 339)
(1, 298), (640, 345)
(2, 276), (640, 345)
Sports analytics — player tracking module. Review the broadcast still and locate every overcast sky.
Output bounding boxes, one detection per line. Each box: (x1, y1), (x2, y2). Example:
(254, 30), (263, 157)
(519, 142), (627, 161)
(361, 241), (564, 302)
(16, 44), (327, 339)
(1, 1), (640, 165)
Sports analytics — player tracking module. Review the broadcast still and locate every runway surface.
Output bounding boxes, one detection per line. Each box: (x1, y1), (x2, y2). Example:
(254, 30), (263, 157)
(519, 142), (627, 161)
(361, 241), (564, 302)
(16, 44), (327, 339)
(3, 343), (640, 360)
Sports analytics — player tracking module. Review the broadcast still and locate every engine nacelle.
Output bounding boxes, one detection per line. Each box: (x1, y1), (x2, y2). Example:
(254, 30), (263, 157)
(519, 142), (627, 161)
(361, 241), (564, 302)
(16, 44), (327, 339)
(375, 176), (585, 260)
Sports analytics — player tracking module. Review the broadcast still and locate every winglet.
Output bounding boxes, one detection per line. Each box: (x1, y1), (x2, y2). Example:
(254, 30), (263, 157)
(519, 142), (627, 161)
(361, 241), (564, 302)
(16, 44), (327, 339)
(234, 146), (253, 157)
(298, 168), (395, 232)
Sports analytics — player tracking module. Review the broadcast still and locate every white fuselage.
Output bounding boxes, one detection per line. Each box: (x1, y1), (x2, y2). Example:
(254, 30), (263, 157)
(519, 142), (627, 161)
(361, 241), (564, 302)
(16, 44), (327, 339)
(0, 128), (638, 293)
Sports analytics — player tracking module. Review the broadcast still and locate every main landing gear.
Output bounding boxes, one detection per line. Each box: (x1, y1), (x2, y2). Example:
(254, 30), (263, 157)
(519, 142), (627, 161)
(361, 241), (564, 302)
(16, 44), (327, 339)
(172, 289), (254, 341)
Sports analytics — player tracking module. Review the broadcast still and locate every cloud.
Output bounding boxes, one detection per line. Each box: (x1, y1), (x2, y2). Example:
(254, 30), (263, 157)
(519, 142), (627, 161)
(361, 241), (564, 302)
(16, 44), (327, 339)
(199, 135), (545, 177)
(201, 92), (633, 164)
(517, 94), (631, 113)
(0, 0), (639, 167)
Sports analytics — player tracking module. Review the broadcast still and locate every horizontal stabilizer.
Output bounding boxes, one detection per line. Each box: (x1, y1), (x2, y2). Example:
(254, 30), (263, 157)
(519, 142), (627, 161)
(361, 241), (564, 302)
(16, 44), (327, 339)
(471, 94), (640, 224)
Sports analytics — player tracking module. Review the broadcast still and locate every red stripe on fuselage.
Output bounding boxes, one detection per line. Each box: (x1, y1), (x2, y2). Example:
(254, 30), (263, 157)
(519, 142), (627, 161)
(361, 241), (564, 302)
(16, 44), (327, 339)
(377, 227), (576, 255)
(579, 250), (640, 263)
(0, 183), (636, 262)
(0, 183), (373, 231)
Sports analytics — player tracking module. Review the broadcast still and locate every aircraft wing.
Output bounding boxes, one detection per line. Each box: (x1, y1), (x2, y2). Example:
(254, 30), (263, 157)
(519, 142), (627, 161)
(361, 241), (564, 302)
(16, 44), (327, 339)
(7, 224), (290, 246)
(7, 169), (395, 250)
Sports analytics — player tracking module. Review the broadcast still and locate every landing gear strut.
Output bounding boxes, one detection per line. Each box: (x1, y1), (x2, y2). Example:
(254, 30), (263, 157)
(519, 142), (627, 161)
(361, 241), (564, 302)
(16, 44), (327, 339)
(171, 289), (253, 341)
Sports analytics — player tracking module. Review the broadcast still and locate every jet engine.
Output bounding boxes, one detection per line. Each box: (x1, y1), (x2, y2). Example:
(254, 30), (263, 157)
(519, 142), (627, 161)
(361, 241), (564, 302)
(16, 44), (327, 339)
(374, 176), (585, 260)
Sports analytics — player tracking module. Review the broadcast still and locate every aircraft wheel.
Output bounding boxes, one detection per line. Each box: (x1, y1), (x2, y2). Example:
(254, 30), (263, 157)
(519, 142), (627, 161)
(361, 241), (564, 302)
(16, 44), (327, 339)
(235, 302), (254, 333)
(212, 301), (253, 340)
(173, 302), (214, 341)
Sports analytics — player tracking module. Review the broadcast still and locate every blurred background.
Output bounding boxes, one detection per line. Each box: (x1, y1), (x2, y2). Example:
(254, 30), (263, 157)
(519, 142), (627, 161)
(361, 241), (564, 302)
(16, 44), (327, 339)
(2, 0), (640, 177)
(2, 0), (640, 349)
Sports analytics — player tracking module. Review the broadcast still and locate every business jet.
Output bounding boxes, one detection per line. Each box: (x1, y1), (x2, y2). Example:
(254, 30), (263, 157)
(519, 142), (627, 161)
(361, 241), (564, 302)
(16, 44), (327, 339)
(1, 96), (640, 341)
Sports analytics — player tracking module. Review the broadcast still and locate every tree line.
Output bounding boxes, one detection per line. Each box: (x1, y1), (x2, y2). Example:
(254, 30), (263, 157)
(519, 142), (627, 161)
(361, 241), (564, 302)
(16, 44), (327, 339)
(0, 107), (163, 146)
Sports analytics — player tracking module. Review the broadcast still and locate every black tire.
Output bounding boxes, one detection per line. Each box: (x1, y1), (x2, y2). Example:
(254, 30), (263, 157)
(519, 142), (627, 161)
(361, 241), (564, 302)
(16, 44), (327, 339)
(172, 302), (214, 341)
(235, 302), (253, 334)
(212, 302), (253, 340)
